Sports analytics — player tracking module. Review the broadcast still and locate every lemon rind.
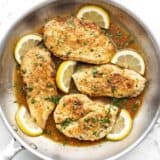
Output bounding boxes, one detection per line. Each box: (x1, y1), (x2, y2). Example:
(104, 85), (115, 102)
(16, 106), (43, 137)
(77, 5), (110, 29)
(14, 34), (42, 64)
(56, 61), (76, 93)
(107, 109), (133, 141)
(111, 49), (145, 75)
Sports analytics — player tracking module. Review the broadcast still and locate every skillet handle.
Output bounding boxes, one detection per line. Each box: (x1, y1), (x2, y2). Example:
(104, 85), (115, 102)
(1, 138), (25, 160)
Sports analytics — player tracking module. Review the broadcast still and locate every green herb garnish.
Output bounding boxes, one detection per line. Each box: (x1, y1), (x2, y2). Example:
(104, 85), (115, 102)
(62, 139), (68, 146)
(115, 32), (123, 38)
(83, 42), (88, 46)
(93, 131), (99, 137)
(84, 118), (89, 123)
(66, 18), (75, 28)
(31, 99), (36, 104)
(47, 83), (54, 88)
(111, 86), (116, 94)
(22, 69), (26, 74)
(99, 117), (110, 124)
(131, 104), (137, 112)
(92, 68), (98, 77)
(101, 28), (112, 38)
(28, 87), (33, 92)
(45, 96), (60, 105)
(61, 118), (72, 129)
(111, 98), (127, 108)
(66, 51), (72, 56)
(43, 129), (52, 135)
(91, 117), (97, 123)
(124, 36), (135, 47)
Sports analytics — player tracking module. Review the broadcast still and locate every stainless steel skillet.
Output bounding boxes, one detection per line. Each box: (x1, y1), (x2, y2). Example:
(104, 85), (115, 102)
(0, 0), (160, 160)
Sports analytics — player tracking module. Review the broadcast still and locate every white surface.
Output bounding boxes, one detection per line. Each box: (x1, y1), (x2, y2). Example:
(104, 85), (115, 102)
(0, 0), (160, 160)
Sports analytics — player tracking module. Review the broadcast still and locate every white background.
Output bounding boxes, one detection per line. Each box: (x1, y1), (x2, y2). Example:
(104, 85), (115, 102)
(0, 0), (160, 160)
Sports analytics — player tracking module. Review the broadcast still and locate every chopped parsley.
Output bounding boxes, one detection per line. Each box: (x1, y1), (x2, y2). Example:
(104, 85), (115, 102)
(124, 36), (135, 47)
(43, 129), (51, 135)
(92, 68), (98, 77)
(63, 103), (66, 107)
(84, 118), (89, 123)
(99, 117), (110, 124)
(66, 18), (75, 28)
(131, 104), (137, 112)
(91, 117), (97, 123)
(115, 32), (123, 38)
(93, 131), (99, 137)
(19, 86), (26, 96)
(47, 83), (54, 88)
(45, 96), (60, 105)
(31, 99), (36, 104)
(117, 43), (122, 50)
(83, 42), (88, 46)
(27, 87), (33, 92)
(61, 118), (72, 129)
(66, 51), (72, 56)
(101, 28), (113, 38)
(62, 139), (68, 146)
(111, 98), (127, 108)
(22, 69), (26, 74)
(111, 85), (116, 94)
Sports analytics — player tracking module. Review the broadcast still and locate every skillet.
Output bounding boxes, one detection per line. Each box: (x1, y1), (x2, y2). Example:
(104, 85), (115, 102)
(0, 0), (160, 159)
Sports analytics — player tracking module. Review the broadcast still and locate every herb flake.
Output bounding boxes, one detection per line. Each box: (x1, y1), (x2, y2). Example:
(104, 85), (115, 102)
(61, 118), (72, 129)
(45, 96), (60, 105)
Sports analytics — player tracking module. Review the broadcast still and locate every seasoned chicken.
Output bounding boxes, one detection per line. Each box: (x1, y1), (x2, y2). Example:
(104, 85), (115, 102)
(43, 17), (115, 64)
(72, 64), (146, 98)
(54, 94), (118, 141)
(21, 47), (57, 129)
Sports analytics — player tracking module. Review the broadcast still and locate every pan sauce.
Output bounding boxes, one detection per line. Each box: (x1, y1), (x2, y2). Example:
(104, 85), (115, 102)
(13, 15), (144, 146)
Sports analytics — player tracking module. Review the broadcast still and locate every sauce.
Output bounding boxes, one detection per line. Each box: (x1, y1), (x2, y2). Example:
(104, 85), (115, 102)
(13, 16), (144, 146)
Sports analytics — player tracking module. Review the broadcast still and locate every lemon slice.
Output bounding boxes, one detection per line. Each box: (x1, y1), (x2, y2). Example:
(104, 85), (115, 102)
(14, 34), (42, 64)
(56, 61), (77, 93)
(77, 5), (110, 29)
(111, 50), (145, 75)
(16, 105), (43, 137)
(107, 109), (133, 141)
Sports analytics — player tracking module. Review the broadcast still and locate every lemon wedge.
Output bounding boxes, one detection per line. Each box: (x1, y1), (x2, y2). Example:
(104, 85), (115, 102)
(107, 109), (133, 141)
(56, 61), (77, 93)
(14, 34), (42, 64)
(16, 105), (43, 137)
(77, 5), (110, 29)
(111, 50), (145, 75)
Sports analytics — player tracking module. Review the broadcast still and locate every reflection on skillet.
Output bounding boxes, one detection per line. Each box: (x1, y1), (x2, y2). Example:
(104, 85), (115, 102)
(13, 5), (146, 146)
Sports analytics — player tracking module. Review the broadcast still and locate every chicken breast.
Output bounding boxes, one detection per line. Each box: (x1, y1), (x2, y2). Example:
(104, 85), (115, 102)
(54, 94), (118, 141)
(72, 64), (146, 98)
(43, 17), (115, 64)
(21, 47), (57, 128)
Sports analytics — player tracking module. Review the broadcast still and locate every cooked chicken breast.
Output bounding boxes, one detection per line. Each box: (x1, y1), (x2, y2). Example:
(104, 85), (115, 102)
(72, 64), (146, 98)
(21, 47), (57, 128)
(54, 94), (118, 141)
(43, 17), (115, 64)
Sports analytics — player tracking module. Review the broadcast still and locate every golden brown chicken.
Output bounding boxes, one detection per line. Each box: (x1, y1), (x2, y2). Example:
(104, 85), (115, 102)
(43, 17), (115, 64)
(54, 94), (118, 141)
(21, 47), (57, 128)
(72, 64), (146, 98)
